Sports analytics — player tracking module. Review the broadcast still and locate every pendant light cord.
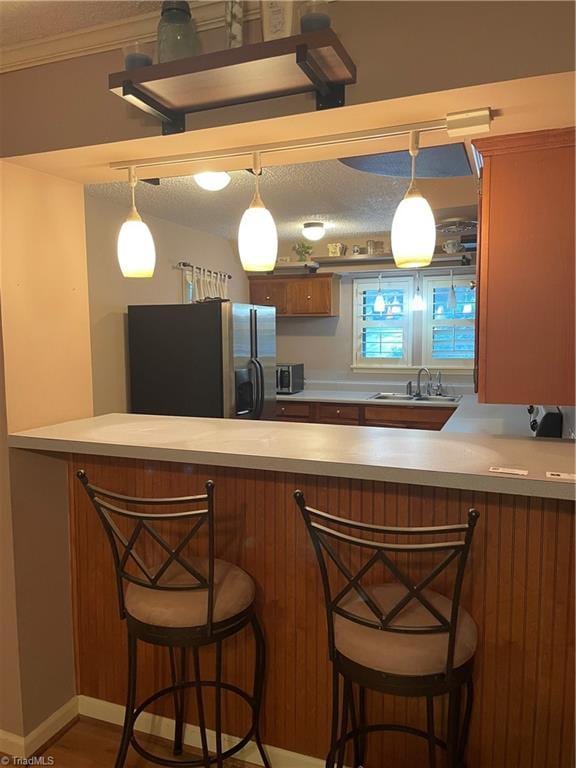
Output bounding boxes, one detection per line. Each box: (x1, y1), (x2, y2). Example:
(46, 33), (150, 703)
(251, 151), (263, 206)
(408, 131), (419, 190)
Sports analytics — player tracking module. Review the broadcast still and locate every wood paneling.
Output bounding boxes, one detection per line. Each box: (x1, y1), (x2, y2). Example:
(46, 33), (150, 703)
(473, 128), (576, 405)
(69, 455), (575, 767)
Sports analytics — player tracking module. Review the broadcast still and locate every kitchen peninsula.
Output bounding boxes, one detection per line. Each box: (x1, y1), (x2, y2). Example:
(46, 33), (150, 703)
(9, 414), (574, 768)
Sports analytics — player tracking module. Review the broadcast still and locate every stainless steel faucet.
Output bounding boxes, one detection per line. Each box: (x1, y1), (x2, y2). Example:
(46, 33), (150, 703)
(415, 367), (432, 398)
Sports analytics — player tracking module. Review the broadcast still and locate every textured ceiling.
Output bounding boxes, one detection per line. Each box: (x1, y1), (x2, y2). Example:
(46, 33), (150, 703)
(0, 1), (160, 48)
(86, 158), (477, 241)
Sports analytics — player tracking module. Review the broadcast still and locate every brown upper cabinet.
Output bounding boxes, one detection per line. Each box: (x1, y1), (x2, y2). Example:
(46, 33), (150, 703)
(249, 273), (340, 317)
(473, 128), (575, 405)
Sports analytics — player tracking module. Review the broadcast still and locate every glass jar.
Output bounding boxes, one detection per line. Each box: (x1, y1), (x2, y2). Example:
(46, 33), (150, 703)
(300, 0), (331, 33)
(157, 1), (200, 63)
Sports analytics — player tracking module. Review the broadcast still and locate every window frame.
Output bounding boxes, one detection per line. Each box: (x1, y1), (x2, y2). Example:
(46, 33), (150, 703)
(421, 274), (476, 369)
(351, 272), (476, 373)
(352, 276), (414, 369)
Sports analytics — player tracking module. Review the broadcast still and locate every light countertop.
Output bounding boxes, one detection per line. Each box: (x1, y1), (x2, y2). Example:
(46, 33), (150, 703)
(8, 413), (575, 501)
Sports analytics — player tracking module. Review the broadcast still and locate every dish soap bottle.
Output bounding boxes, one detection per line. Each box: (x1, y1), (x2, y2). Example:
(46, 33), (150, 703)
(157, 1), (200, 63)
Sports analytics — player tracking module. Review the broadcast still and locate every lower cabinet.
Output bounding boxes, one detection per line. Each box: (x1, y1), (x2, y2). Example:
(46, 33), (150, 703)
(274, 401), (455, 430)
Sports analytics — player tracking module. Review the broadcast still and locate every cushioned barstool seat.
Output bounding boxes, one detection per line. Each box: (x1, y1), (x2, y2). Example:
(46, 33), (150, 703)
(125, 558), (255, 629)
(334, 583), (478, 677)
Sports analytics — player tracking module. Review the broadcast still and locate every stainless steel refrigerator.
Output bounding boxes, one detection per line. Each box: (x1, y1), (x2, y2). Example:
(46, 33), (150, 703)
(127, 301), (276, 420)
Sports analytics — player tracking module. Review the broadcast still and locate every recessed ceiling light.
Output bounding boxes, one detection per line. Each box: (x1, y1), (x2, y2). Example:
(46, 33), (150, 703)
(193, 171), (231, 191)
(302, 221), (325, 241)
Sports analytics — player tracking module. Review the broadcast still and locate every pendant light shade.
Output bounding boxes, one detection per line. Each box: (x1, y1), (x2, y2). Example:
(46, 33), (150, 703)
(238, 154), (278, 272)
(391, 132), (436, 269)
(194, 171), (231, 191)
(117, 168), (156, 278)
(374, 272), (386, 313)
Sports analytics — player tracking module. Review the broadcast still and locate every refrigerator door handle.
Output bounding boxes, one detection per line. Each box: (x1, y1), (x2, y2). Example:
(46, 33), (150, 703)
(252, 357), (265, 419)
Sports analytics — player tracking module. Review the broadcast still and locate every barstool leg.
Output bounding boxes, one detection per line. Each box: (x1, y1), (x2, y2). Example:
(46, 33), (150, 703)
(251, 614), (271, 768)
(336, 680), (350, 768)
(214, 640), (223, 768)
(169, 647), (187, 755)
(348, 683), (362, 768)
(325, 665), (340, 768)
(458, 677), (474, 765)
(426, 695), (437, 768)
(358, 686), (366, 767)
(446, 684), (462, 768)
(192, 647), (210, 768)
(115, 631), (137, 768)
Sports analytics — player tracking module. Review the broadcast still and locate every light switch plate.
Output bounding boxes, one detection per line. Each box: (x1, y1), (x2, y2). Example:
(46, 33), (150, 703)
(546, 471), (576, 481)
(489, 466), (529, 476)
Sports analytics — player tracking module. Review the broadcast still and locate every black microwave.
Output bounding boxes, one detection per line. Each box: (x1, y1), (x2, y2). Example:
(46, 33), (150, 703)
(276, 364), (304, 394)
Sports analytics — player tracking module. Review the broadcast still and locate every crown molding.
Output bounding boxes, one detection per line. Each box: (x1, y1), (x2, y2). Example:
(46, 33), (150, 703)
(0, 1), (261, 74)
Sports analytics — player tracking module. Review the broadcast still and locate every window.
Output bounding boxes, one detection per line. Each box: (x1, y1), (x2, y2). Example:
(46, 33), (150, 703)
(352, 278), (413, 368)
(352, 273), (475, 371)
(422, 276), (476, 368)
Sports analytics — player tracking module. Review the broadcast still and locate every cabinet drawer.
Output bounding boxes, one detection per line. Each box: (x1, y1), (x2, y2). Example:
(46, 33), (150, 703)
(364, 405), (454, 430)
(276, 402), (311, 420)
(317, 404), (360, 425)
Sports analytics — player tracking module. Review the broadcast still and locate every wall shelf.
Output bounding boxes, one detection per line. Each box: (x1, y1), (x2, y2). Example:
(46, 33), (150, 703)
(109, 29), (357, 135)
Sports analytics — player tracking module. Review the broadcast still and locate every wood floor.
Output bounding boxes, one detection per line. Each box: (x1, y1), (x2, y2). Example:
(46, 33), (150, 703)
(37, 718), (252, 768)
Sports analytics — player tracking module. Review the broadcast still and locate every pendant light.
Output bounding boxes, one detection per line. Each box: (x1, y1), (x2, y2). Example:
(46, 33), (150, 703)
(391, 131), (436, 269)
(374, 273), (386, 314)
(302, 221), (325, 241)
(194, 171), (231, 191)
(411, 272), (426, 311)
(117, 167), (156, 278)
(238, 152), (278, 272)
(447, 269), (457, 311)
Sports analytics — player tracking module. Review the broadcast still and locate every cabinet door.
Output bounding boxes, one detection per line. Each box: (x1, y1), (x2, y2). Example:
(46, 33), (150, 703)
(250, 280), (287, 315)
(287, 276), (332, 315)
(474, 129), (575, 405)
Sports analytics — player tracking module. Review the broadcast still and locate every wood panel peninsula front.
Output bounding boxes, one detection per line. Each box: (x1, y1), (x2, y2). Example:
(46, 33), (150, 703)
(9, 415), (574, 768)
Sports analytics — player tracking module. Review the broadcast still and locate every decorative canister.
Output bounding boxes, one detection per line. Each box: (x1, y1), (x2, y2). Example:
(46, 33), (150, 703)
(157, 1), (200, 62)
(300, 0), (331, 33)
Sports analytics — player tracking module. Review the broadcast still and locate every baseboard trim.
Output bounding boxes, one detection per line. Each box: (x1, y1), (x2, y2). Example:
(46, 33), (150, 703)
(0, 697), (78, 758)
(78, 695), (327, 768)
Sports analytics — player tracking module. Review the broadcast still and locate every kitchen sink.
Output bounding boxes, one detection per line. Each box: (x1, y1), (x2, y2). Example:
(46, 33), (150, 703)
(368, 393), (462, 403)
(368, 393), (416, 402)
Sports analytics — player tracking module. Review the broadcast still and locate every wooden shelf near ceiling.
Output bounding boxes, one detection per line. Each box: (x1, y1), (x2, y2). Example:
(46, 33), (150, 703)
(109, 29), (357, 134)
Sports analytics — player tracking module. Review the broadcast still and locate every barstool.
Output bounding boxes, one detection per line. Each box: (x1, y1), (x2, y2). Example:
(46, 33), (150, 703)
(294, 490), (479, 768)
(77, 471), (270, 768)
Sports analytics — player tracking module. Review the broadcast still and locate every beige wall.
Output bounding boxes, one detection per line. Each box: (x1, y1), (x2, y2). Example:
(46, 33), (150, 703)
(0, 162), (93, 741)
(85, 194), (249, 414)
(1, 2), (573, 158)
(0, 161), (93, 432)
(0, 314), (24, 737)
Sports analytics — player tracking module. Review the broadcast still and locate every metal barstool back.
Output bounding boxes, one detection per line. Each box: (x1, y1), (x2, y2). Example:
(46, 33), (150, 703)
(294, 489), (479, 768)
(77, 470), (270, 768)
(78, 471), (217, 633)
